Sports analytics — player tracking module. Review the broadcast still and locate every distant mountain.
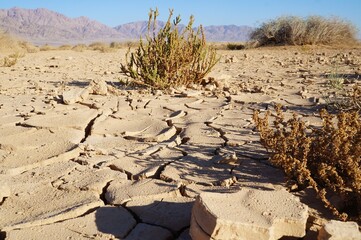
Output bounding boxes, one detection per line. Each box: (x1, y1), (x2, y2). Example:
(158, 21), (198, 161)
(0, 7), (252, 45)
(203, 25), (253, 42)
(0, 7), (124, 45)
(114, 21), (253, 42)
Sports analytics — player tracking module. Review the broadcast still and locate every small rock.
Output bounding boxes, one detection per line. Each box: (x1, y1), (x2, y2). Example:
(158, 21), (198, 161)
(153, 90), (163, 96)
(89, 79), (108, 96)
(204, 84), (216, 91)
(62, 88), (90, 105)
(318, 220), (361, 240)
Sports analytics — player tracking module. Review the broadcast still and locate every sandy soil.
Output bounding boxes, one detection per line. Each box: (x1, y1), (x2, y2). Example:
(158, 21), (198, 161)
(0, 46), (360, 239)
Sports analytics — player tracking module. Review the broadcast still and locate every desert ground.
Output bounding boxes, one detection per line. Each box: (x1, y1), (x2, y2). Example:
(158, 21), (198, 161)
(0, 45), (360, 239)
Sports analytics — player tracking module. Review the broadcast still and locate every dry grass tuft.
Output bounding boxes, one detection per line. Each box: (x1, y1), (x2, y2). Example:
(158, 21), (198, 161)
(71, 44), (88, 52)
(253, 105), (361, 222)
(250, 16), (358, 47)
(88, 42), (115, 53)
(0, 31), (38, 54)
(1, 55), (17, 67)
(39, 44), (56, 51)
(120, 8), (219, 90)
(0, 31), (28, 67)
(57, 44), (73, 50)
(226, 42), (246, 50)
(110, 41), (138, 49)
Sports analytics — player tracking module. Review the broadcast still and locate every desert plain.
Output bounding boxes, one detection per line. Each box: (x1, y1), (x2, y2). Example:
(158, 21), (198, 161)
(0, 45), (360, 239)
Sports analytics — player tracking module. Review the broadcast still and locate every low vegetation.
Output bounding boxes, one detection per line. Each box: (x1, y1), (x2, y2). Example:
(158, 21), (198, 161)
(0, 31), (38, 54)
(253, 105), (361, 222)
(120, 8), (219, 90)
(250, 16), (357, 47)
(0, 52), (25, 67)
(88, 42), (115, 53)
(325, 81), (361, 113)
(226, 43), (246, 50)
(0, 32), (28, 67)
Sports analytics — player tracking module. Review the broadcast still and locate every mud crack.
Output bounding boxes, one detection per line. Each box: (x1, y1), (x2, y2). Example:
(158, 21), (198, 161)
(205, 122), (228, 147)
(100, 181), (112, 205)
(125, 97), (134, 110)
(80, 113), (102, 143)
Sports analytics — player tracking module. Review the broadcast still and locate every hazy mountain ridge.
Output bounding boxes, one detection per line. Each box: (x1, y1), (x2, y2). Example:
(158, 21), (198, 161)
(0, 7), (252, 45)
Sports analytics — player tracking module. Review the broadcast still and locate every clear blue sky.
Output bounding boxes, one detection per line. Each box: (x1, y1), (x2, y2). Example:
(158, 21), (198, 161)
(1, 0), (360, 31)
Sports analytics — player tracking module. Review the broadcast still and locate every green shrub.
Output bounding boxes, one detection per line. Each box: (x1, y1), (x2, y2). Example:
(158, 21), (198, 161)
(120, 8), (219, 90)
(253, 105), (361, 222)
(250, 16), (357, 47)
(226, 43), (246, 50)
(324, 68), (361, 113)
(110, 41), (137, 49)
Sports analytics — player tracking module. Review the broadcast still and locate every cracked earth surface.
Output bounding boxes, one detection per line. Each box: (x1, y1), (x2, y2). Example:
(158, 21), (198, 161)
(0, 46), (360, 239)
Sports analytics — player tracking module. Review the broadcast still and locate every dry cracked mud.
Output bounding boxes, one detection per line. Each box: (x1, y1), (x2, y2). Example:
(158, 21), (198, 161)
(0, 46), (360, 239)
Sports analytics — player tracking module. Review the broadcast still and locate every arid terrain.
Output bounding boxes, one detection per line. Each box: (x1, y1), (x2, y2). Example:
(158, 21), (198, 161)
(0, 45), (361, 239)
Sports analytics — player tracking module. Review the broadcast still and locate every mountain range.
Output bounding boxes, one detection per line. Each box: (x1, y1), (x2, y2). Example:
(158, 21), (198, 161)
(0, 7), (253, 45)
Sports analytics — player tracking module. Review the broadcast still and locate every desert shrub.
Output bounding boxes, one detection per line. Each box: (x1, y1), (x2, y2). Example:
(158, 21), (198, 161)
(18, 41), (39, 53)
(110, 41), (138, 49)
(0, 31), (36, 54)
(57, 44), (73, 50)
(0, 56), (17, 67)
(250, 16), (357, 47)
(120, 8), (219, 90)
(88, 42), (114, 53)
(72, 44), (88, 52)
(226, 43), (246, 50)
(253, 105), (361, 222)
(110, 41), (122, 49)
(40, 44), (56, 51)
(0, 52), (24, 67)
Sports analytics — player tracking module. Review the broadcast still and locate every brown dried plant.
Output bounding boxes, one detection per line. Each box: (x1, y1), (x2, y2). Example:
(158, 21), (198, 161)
(250, 16), (357, 47)
(253, 104), (361, 222)
(120, 8), (219, 90)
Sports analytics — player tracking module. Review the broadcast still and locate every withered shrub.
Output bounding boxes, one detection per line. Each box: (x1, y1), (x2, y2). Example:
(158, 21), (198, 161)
(253, 105), (361, 222)
(250, 16), (357, 47)
(120, 8), (219, 90)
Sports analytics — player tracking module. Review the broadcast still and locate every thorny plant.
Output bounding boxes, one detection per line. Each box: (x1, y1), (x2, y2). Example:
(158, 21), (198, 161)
(120, 8), (219, 90)
(253, 104), (361, 222)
